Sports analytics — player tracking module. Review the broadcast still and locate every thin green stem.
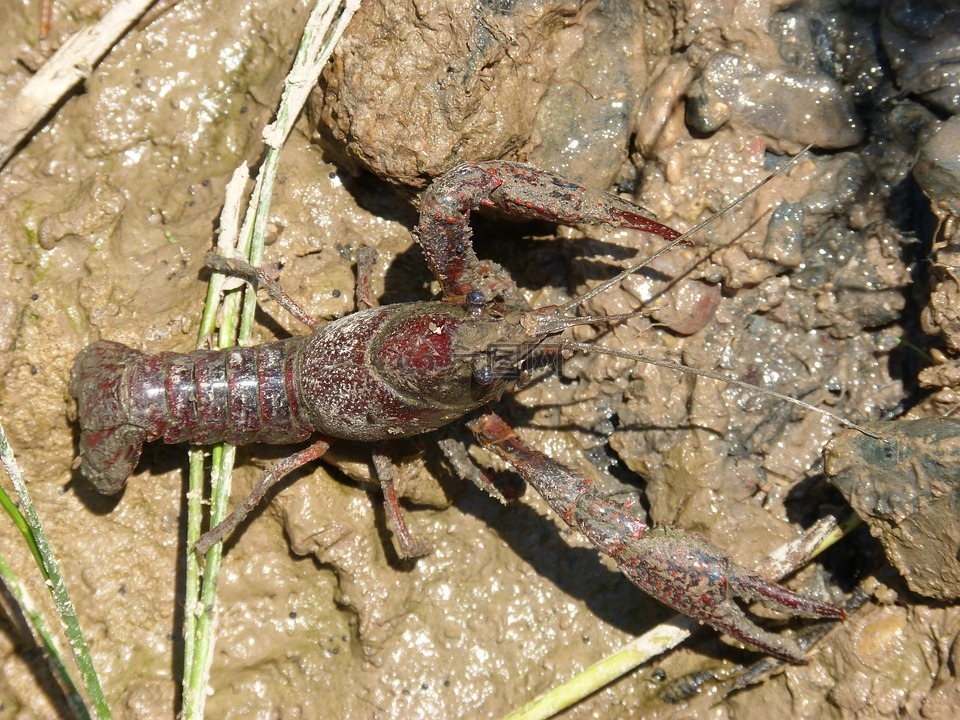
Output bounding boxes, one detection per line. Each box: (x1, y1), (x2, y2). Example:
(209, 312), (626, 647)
(0, 549), (89, 719)
(0, 480), (44, 571)
(0, 421), (110, 719)
(179, 2), (359, 717)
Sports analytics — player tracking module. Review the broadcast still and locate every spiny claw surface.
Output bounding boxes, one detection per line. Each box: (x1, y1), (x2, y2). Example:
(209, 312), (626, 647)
(574, 500), (844, 663)
(469, 410), (843, 663)
(416, 161), (680, 300)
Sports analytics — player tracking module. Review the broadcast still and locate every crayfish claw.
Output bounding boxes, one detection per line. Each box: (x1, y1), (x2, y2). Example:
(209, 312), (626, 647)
(699, 602), (809, 664)
(702, 553), (846, 663)
(469, 409), (844, 663)
(582, 516), (843, 663)
(729, 564), (847, 621)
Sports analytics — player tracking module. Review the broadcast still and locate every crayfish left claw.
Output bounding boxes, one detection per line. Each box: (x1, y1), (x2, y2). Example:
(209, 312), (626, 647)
(704, 560), (846, 663)
(470, 410), (843, 664)
(575, 503), (844, 663)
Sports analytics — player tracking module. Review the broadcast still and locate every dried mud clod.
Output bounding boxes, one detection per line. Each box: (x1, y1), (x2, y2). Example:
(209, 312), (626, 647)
(309, 0), (661, 189)
(825, 418), (960, 601)
(915, 117), (960, 424)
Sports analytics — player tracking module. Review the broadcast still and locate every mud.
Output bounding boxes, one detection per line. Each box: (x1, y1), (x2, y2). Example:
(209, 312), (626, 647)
(826, 418), (960, 601)
(0, 0), (958, 719)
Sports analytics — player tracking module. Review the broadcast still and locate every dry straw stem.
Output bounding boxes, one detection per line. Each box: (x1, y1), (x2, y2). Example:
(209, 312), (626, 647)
(0, 0), (160, 169)
(180, 2), (360, 718)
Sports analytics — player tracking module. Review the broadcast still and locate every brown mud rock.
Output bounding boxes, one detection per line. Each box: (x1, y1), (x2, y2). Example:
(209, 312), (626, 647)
(882, 0), (960, 115)
(309, 0), (655, 188)
(917, 117), (960, 358)
(685, 51), (864, 148)
(825, 418), (960, 601)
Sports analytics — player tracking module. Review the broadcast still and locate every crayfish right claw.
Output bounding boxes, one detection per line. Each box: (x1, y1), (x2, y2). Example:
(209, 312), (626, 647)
(730, 563), (847, 621)
(662, 530), (845, 663)
(469, 410), (844, 663)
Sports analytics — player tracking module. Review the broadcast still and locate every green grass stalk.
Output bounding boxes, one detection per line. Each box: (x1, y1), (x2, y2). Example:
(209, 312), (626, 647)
(0, 420), (110, 718)
(179, 2), (359, 717)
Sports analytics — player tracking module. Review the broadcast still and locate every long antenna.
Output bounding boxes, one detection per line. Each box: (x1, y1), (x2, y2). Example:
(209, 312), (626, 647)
(513, 144), (886, 441)
(560, 145), (814, 314)
(559, 340), (884, 440)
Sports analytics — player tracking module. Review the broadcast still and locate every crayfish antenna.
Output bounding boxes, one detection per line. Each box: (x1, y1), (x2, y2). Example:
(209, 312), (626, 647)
(560, 145), (814, 315)
(532, 143), (885, 442)
(519, 305), (652, 338)
(560, 339), (885, 440)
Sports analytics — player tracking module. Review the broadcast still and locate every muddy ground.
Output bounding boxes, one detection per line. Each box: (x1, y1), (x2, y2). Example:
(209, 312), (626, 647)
(1, 0), (959, 718)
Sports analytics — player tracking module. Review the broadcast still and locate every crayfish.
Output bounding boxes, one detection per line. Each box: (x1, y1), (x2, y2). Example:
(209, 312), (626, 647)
(71, 159), (855, 662)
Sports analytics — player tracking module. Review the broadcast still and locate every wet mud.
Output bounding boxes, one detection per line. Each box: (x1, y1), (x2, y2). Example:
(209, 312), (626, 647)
(0, 0), (959, 718)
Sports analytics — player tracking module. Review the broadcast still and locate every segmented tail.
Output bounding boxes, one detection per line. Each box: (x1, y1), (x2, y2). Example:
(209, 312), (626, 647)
(70, 341), (147, 494)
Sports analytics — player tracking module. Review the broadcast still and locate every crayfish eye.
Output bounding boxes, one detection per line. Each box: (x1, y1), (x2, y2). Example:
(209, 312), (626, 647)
(466, 289), (486, 307)
(471, 356), (496, 385)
